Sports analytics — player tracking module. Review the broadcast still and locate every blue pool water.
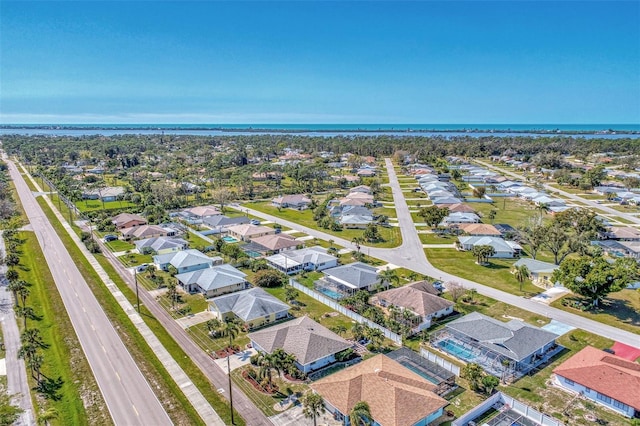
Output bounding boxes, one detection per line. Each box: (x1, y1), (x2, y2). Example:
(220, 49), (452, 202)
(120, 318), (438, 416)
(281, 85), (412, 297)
(401, 362), (440, 384)
(245, 250), (261, 258)
(317, 287), (343, 300)
(222, 236), (238, 243)
(438, 340), (476, 362)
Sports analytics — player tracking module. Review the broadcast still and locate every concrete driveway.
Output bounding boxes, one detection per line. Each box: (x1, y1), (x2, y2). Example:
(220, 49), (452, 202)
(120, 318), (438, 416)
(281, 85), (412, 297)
(176, 310), (215, 329)
(214, 348), (257, 373)
(269, 404), (342, 426)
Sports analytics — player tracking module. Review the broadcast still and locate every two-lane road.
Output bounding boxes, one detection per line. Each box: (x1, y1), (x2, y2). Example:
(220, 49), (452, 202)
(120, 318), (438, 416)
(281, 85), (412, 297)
(7, 159), (172, 426)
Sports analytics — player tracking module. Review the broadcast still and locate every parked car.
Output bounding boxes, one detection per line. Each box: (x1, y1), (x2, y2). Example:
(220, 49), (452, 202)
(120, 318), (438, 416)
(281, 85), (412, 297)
(103, 234), (118, 242)
(250, 219), (261, 225)
(136, 264), (149, 272)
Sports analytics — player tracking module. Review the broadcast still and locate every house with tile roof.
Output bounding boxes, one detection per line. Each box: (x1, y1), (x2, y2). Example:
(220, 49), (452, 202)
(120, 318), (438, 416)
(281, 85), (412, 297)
(175, 264), (248, 298)
(373, 281), (454, 333)
(153, 249), (222, 274)
(441, 212), (481, 226)
(182, 205), (221, 219)
(458, 223), (502, 236)
(111, 213), (147, 230)
(82, 186), (124, 202)
(311, 354), (448, 426)
(457, 236), (522, 258)
(553, 346), (640, 418)
(208, 287), (290, 329)
(248, 316), (352, 373)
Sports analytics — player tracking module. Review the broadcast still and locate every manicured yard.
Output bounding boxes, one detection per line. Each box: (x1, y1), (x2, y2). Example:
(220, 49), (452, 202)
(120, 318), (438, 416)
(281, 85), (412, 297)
(75, 199), (137, 212)
(187, 321), (251, 355)
(104, 239), (135, 252)
(119, 252), (153, 267)
(419, 232), (456, 245)
(551, 289), (640, 335)
(245, 202), (402, 248)
(471, 198), (540, 228)
(424, 248), (541, 296)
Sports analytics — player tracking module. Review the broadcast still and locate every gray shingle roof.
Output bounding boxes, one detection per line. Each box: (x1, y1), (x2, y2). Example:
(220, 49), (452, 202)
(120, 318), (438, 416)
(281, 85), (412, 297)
(176, 264), (246, 292)
(154, 249), (214, 269)
(134, 237), (188, 253)
(248, 316), (351, 365)
(513, 258), (559, 274)
(323, 262), (379, 290)
(209, 288), (290, 323)
(445, 312), (558, 362)
(203, 215), (250, 228)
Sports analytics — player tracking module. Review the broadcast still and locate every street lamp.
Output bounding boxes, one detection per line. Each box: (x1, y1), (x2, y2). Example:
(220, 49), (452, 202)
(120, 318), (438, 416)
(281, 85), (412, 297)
(134, 272), (140, 313)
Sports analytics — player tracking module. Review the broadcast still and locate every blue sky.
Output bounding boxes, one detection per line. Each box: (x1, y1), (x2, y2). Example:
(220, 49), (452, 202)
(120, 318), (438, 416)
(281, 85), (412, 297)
(1, 1), (639, 124)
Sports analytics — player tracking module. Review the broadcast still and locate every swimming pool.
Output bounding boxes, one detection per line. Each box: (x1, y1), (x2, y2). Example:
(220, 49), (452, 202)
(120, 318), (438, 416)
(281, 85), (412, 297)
(316, 287), (343, 300)
(245, 250), (261, 258)
(222, 236), (238, 243)
(401, 361), (440, 384)
(438, 339), (476, 362)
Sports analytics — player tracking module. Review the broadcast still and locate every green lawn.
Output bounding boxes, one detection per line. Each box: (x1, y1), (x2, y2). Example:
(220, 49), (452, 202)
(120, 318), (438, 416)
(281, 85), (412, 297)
(75, 199), (137, 212)
(36, 197), (238, 425)
(119, 252), (153, 267)
(471, 198), (540, 228)
(187, 322), (251, 355)
(419, 232), (456, 245)
(104, 239), (135, 252)
(15, 232), (107, 426)
(551, 289), (640, 335)
(424, 248), (541, 296)
(245, 202), (402, 248)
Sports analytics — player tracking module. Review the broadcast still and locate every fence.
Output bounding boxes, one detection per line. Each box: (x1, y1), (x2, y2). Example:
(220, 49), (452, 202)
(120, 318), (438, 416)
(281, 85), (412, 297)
(451, 392), (563, 426)
(420, 348), (461, 376)
(289, 279), (403, 346)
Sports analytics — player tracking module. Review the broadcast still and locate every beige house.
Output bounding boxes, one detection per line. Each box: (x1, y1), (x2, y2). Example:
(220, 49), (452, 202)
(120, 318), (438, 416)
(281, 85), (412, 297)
(120, 224), (175, 241)
(226, 224), (276, 242)
(112, 213), (147, 230)
(208, 288), (290, 329)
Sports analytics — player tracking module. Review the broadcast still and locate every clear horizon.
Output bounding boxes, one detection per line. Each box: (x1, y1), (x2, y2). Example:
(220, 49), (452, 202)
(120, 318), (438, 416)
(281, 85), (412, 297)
(1, 1), (639, 124)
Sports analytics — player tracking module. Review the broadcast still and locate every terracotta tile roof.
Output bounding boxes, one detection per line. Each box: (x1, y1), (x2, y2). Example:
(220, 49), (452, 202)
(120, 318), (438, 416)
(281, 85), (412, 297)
(553, 346), (640, 410)
(311, 355), (448, 426)
(250, 234), (300, 251)
(439, 203), (476, 213)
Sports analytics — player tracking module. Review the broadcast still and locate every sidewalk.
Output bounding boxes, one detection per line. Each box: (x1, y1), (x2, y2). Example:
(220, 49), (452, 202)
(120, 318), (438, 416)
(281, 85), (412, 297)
(22, 165), (225, 426)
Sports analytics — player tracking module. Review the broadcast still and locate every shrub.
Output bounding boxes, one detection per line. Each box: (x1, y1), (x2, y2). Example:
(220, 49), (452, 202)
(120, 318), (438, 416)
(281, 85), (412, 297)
(253, 269), (285, 288)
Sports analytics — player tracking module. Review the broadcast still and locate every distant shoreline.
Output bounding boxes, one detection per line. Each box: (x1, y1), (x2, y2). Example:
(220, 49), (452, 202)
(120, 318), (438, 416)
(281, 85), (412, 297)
(1, 124), (638, 135)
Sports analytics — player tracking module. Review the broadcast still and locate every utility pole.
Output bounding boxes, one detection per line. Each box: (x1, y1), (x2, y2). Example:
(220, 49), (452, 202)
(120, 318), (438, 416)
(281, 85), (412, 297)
(134, 272), (140, 313)
(227, 333), (235, 424)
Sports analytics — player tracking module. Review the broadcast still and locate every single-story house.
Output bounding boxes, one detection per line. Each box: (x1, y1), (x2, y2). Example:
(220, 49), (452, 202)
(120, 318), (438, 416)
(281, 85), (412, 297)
(340, 213), (374, 229)
(266, 247), (338, 275)
(349, 185), (371, 195)
(120, 224), (176, 241)
(203, 215), (250, 231)
(441, 203), (476, 214)
(356, 169), (376, 177)
(343, 191), (375, 204)
(320, 262), (379, 294)
(374, 281), (454, 333)
(553, 346), (640, 418)
(112, 213), (147, 230)
(457, 223), (502, 236)
(82, 186), (125, 202)
(182, 205), (221, 219)
(432, 196), (464, 205)
(248, 234), (300, 254)
(226, 224), (276, 242)
(311, 355), (448, 426)
(176, 264), (248, 298)
(457, 236), (522, 258)
(532, 196), (566, 207)
(513, 258), (559, 288)
(153, 249), (222, 273)
(208, 287), (290, 329)
(607, 226), (640, 241)
(431, 312), (559, 380)
(271, 194), (312, 210)
(249, 316), (352, 373)
(441, 212), (481, 226)
(134, 237), (188, 255)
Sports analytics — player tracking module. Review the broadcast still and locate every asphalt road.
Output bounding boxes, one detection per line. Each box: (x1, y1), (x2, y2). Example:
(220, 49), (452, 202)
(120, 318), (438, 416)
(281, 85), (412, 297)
(7, 159), (172, 426)
(237, 158), (640, 347)
(0, 233), (35, 426)
(95, 237), (272, 426)
(475, 159), (640, 225)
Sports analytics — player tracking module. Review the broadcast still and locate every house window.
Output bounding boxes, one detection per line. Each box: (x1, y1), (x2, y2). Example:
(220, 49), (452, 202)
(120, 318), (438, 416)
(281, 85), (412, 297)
(597, 393), (612, 404)
(564, 378), (574, 385)
(613, 400), (627, 410)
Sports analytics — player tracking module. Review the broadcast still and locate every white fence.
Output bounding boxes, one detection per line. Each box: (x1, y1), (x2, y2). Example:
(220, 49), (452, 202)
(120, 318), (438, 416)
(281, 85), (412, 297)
(451, 392), (563, 426)
(289, 279), (403, 346)
(420, 348), (461, 376)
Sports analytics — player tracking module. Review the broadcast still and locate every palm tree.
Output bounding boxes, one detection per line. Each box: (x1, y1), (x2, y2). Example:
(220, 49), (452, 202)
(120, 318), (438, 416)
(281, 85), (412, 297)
(330, 325), (347, 336)
(219, 318), (242, 351)
(27, 352), (44, 383)
(302, 392), (325, 426)
(351, 323), (365, 341)
(351, 237), (362, 253)
(256, 352), (280, 390)
(205, 318), (223, 338)
(7, 279), (28, 308)
(349, 401), (373, 426)
(364, 327), (384, 348)
(514, 265), (530, 292)
(16, 305), (36, 329)
(21, 328), (47, 349)
(378, 267), (399, 291)
(37, 407), (59, 425)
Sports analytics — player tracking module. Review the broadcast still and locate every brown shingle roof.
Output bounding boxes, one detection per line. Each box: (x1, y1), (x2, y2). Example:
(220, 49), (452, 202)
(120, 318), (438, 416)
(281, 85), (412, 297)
(553, 346), (640, 410)
(311, 355), (447, 426)
(111, 213), (146, 227)
(375, 282), (453, 317)
(458, 223), (502, 236)
(439, 203), (476, 213)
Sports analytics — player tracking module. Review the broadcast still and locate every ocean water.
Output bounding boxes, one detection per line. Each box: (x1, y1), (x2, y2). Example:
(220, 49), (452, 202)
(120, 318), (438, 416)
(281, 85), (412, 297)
(0, 123), (638, 139)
